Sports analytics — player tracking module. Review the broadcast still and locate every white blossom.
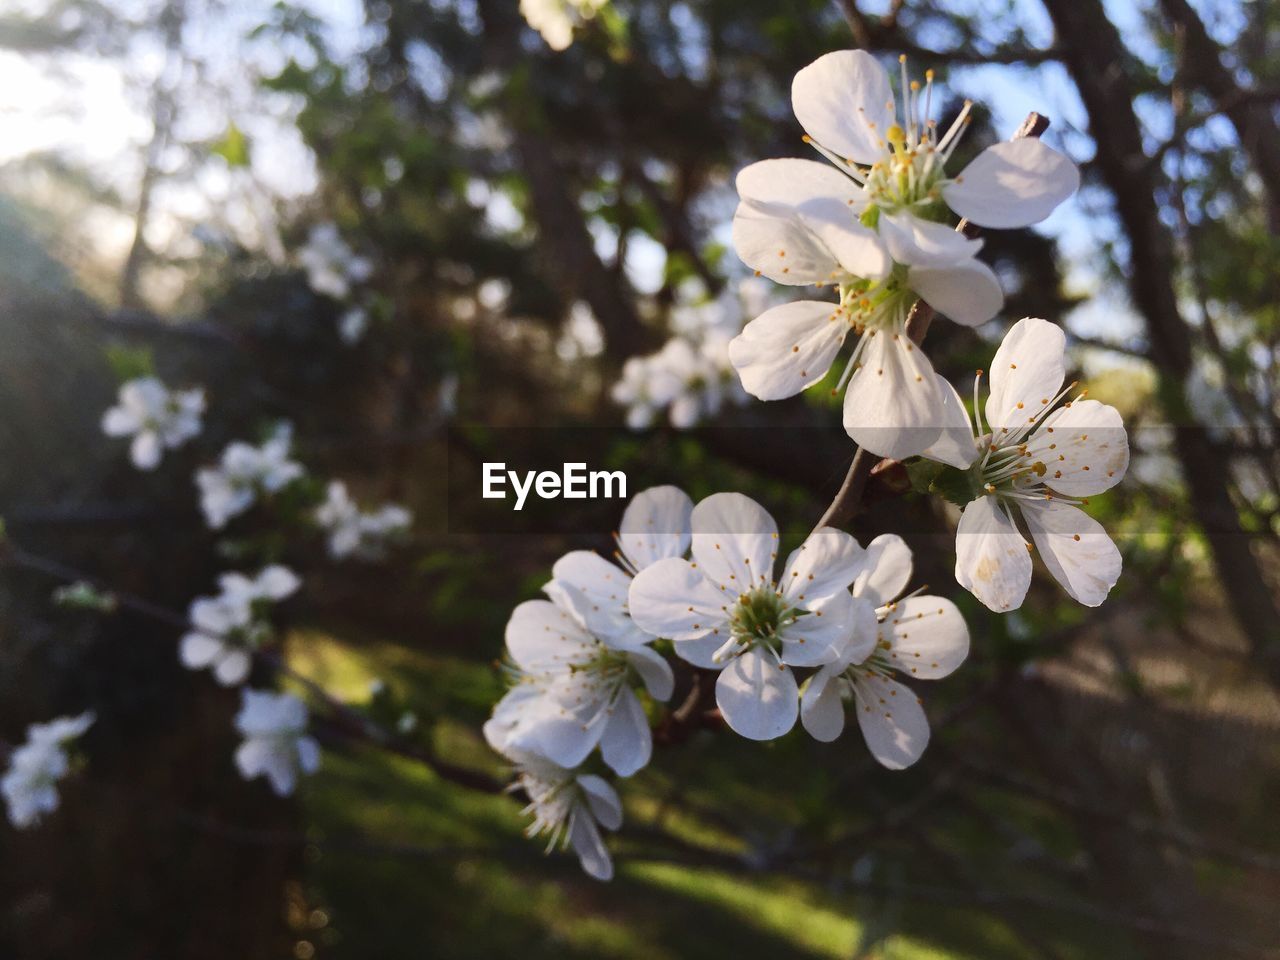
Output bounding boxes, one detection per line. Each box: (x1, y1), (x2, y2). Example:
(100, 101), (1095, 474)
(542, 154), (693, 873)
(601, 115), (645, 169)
(339, 306), (370, 345)
(519, 0), (607, 51)
(298, 223), (373, 301)
(101, 377), (204, 470)
(485, 486), (690, 776)
(730, 50), (1078, 460)
(506, 749), (622, 881)
(314, 481), (413, 561)
(233, 689), (320, 796)
(628, 492), (877, 741)
(2, 712), (94, 829)
(920, 317), (1129, 611)
(180, 566), (301, 686)
(799, 535), (969, 768)
(195, 424), (304, 529)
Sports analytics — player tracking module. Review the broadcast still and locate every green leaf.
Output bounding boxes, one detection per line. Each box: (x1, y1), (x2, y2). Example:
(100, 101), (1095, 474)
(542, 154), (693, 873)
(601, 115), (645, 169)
(212, 123), (251, 168)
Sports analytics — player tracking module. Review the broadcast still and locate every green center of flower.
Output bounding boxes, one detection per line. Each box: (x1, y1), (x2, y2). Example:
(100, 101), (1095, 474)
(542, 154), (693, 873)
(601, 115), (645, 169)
(728, 585), (801, 653)
(837, 265), (915, 334)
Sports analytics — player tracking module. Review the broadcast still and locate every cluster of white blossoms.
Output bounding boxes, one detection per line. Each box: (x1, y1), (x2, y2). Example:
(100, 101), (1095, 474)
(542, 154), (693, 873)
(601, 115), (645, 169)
(611, 282), (759, 430)
(298, 223), (376, 344)
(196, 424), (305, 529)
(314, 481), (413, 561)
(233, 689), (321, 797)
(487, 50), (1130, 880)
(519, 0), (607, 51)
(729, 50), (1079, 460)
(1, 713), (94, 828)
(101, 376), (205, 471)
(180, 565), (302, 685)
(486, 486), (970, 876)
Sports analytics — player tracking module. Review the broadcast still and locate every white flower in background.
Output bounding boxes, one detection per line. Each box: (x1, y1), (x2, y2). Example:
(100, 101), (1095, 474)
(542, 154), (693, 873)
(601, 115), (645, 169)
(298, 223), (373, 301)
(612, 283), (752, 430)
(730, 50), (1078, 460)
(180, 566), (301, 686)
(339, 306), (369, 345)
(920, 317), (1128, 611)
(507, 749), (622, 881)
(628, 492), (877, 741)
(101, 377), (204, 470)
(2, 712), (94, 829)
(485, 486), (691, 776)
(520, 0), (607, 51)
(314, 481), (413, 561)
(799, 535), (969, 769)
(196, 424), (304, 529)
(233, 689), (321, 797)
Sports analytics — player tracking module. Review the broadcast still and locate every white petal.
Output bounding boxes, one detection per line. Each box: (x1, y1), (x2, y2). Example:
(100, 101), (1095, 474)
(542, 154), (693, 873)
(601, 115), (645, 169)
(577, 774), (623, 830)
(781, 591), (859, 666)
(255, 565), (301, 600)
(879, 212), (982, 268)
(618, 485), (693, 571)
(779, 527), (864, 604)
(101, 406), (140, 436)
(852, 673), (930, 769)
(626, 646), (675, 702)
(130, 431), (162, 470)
(825, 596), (881, 672)
(736, 157), (866, 210)
(507, 696), (608, 769)
(295, 737), (322, 775)
(986, 317), (1066, 435)
(180, 632), (223, 669)
(689, 492), (778, 593)
(732, 201), (841, 285)
(627, 557), (727, 642)
(944, 139), (1079, 229)
(715, 648), (799, 741)
(672, 634), (728, 669)
(600, 687), (652, 777)
(504, 599), (595, 673)
(849, 533), (913, 607)
(920, 374), (981, 469)
(1029, 400), (1129, 497)
(213, 649), (252, 686)
(955, 496), (1032, 612)
(842, 330), (943, 460)
(909, 259), (1004, 327)
(791, 50), (894, 164)
(881, 596), (969, 679)
(549, 553), (641, 646)
(729, 300), (848, 401)
(569, 808), (613, 881)
(1021, 499), (1122, 607)
(800, 668), (847, 742)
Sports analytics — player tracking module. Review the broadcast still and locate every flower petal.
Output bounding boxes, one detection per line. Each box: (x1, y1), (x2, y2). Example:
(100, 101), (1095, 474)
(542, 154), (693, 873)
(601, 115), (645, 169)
(577, 774), (623, 830)
(568, 806), (613, 881)
(551, 549), (630, 615)
(690, 492), (778, 593)
(920, 373), (981, 469)
(600, 687), (652, 777)
(848, 533), (913, 607)
(504, 599), (595, 673)
(779, 527), (864, 603)
(879, 212), (982, 268)
(955, 496), (1032, 612)
(626, 646), (675, 702)
(213, 650), (252, 686)
(1021, 499), (1122, 607)
(627, 557), (727, 641)
(729, 300), (849, 401)
(852, 673), (930, 769)
(101, 406), (140, 436)
(1029, 400), (1129, 497)
(800, 667), (847, 742)
(715, 648), (799, 741)
(881, 596), (969, 679)
(781, 590), (860, 666)
(736, 157), (866, 210)
(255, 565), (301, 600)
(985, 317), (1066, 436)
(909, 259), (1004, 327)
(179, 632), (223, 669)
(944, 139), (1079, 229)
(130, 431), (162, 471)
(842, 329), (943, 460)
(732, 201), (842, 285)
(791, 50), (894, 164)
(618, 485), (693, 571)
